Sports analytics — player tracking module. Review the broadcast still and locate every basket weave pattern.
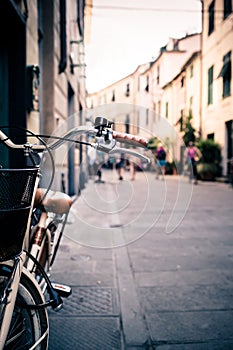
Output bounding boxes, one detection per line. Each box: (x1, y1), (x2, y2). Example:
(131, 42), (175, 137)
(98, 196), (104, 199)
(0, 169), (38, 261)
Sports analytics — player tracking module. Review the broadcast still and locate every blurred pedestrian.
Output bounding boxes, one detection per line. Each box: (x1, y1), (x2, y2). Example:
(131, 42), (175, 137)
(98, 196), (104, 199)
(186, 141), (202, 184)
(87, 144), (97, 179)
(156, 143), (167, 179)
(94, 150), (105, 184)
(61, 172), (66, 193)
(116, 153), (125, 180)
(128, 155), (140, 181)
(94, 162), (105, 183)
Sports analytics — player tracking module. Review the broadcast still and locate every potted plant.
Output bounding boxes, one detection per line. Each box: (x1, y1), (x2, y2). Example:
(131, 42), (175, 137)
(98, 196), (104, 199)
(196, 139), (222, 181)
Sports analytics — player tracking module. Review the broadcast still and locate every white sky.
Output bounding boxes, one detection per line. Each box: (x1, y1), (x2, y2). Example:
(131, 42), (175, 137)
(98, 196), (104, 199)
(85, 0), (202, 93)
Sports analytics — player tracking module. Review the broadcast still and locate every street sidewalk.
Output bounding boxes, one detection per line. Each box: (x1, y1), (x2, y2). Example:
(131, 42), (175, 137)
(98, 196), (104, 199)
(48, 170), (233, 350)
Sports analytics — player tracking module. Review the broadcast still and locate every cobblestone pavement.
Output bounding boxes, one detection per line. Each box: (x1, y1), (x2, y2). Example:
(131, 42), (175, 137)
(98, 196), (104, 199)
(48, 170), (233, 349)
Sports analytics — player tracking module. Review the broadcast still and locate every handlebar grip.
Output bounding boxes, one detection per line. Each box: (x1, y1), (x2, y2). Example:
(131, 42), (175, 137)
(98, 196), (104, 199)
(112, 131), (148, 148)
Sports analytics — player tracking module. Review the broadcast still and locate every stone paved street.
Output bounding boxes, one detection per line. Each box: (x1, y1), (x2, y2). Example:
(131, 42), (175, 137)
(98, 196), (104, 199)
(48, 170), (233, 349)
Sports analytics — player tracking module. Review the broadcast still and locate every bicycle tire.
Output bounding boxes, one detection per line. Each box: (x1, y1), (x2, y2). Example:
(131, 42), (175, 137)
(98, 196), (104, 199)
(0, 263), (49, 350)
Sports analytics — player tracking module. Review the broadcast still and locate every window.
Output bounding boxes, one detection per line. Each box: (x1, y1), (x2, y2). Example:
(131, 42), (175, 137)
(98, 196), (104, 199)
(208, 0), (215, 35)
(224, 0), (232, 19)
(125, 83), (130, 97)
(179, 109), (184, 131)
(59, 0), (67, 73)
(158, 101), (161, 116)
(112, 90), (115, 102)
(145, 75), (149, 92)
(77, 0), (85, 37)
(153, 102), (156, 113)
(219, 51), (231, 98)
(207, 133), (214, 140)
(125, 114), (130, 133)
(165, 102), (169, 118)
(173, 39), (179, 51)
(138, 76), (140, 91)
(153, 103), (156, 123)
(189, 96), (193, 116)
(146, 109), (149, 125)
(226, 120), (233, 172)
(208, 66), (214, 105)
(181, 76), (185, 88)
(137, 111), (140, 133)
(190, 64), (194, 78)
(156, 66), (160, 85)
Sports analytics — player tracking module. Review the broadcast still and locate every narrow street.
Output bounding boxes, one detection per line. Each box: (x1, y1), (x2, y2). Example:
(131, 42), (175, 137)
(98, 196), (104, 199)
(48, 171), (233, 349)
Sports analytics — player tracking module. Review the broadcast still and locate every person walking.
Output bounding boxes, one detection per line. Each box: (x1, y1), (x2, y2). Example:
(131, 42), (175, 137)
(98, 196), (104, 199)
(61, 172), (66, 193)
(156, 143), (167, 179)
(128, 155), (140, 181)
(186, 141), (202, 184)
(229, 157), (233, 188)
(116, 153), (125, 180)
(87, 144), (97, 179)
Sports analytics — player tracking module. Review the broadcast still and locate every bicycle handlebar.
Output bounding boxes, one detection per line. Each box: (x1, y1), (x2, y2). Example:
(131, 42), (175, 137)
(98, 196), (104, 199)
(112, 131), (148, 148)
(0, 126), (94, 152)
(0, 118), (151, 163)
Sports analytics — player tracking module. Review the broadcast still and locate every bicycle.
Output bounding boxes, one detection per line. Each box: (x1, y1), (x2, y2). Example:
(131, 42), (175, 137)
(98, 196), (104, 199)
(0, 116), (150, 349)
(26, 187), (73, 294)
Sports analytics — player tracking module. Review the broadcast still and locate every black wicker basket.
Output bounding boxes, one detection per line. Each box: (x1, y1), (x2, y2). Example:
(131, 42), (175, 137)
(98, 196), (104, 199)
(0, 168), (39, 262)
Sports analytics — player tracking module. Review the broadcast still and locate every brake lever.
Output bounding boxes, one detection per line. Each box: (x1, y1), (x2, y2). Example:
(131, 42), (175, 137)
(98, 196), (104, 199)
(92, 137), (116, 153)
(108, 147), (151, 164)
(93, 142), (150, 163)
(92, 132), (150, 164)
(90, 118), (151, 164)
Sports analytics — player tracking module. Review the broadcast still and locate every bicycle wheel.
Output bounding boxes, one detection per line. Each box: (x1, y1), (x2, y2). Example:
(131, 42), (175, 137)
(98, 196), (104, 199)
(0, 264), (49, 350)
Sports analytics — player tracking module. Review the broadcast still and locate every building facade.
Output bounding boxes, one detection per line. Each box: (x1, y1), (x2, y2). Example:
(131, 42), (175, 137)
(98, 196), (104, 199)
(87, 34), (201, 162)
(0, 0), (90, 195)
(87, 1), (233, 177)
(201, 0), (233, 175)
(161, 51), (201, 164)
(87, 62), (151, 136)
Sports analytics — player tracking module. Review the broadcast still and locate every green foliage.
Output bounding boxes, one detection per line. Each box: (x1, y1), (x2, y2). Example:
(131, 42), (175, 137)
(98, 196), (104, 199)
(197, 139), (221, 164)
(197, 163), (218, 180)
(183, 114), (196, 146)
(196, 139), (222, 179)
(148, 137), (159, 150)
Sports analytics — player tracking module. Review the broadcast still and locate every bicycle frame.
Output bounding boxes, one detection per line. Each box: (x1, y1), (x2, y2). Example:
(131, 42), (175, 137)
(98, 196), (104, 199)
(0, 171), (45, 349)
(0, 117), (150, 349)
(27, 208), (70, 291)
